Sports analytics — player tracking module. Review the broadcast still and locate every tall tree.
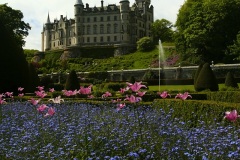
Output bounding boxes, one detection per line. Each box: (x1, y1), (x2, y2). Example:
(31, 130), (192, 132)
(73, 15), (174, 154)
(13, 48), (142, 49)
(0, 18), (29, 93)
(0, 4), (31, 47)
(151, 19), (174, 44)
(175, 0), (240, 64)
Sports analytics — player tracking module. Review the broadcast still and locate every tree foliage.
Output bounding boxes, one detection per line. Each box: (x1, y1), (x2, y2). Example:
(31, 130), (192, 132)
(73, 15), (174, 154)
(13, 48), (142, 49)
(151, 19), (174, 44)
(175, 0), (240, 64)
(0, 18), (29, 93)
(0, 4), (31, 47)
(137, 37), (155, 52)
(195, 63), (219, 91)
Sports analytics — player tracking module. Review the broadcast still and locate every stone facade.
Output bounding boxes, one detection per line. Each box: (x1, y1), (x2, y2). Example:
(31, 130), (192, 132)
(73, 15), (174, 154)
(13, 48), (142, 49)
(41, 0), (154, 55)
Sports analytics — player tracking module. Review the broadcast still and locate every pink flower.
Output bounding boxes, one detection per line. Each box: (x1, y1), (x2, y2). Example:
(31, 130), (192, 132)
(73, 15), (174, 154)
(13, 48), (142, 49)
(62, 90), (78, 97)
(18, 87), (24, 92)
(124, 95), (142, 103)
(35, 90), (47, 98)
(158, 91), (171, 99)
(49, 88), (55, 93)
(48, 96), (64, 104)
(79, 85), (92, 95)
(0, 98), (6, 104)
(102, 91), (112, 98)
(88, 95), (94, 99)
(126, 81), (147, 92)
(0, 93), (5, 99)
(136, 91), (147, 97)
(37, 104), (48, 113)
(119, 88), (127, 94)
(18, 93), (24, 97)
(224, 110), (240, 122)
(29, 98), (41, 105)
(44, 107), (55, 117)
(5, 92), (13, 98)
(117, 103), (126, 111)
(112, 99), (122, 103)
(36, 86), (44, 91)
(175, 92), (192, 100)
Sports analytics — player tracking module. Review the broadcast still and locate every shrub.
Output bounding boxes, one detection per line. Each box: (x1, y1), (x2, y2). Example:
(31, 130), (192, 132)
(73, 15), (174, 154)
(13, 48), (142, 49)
(225, 72), (239, 88)
(65, 70), (80, 90)
(137, 37), (155, 52)
(194, 63), (203, 91)
(195, 63), (219, 91)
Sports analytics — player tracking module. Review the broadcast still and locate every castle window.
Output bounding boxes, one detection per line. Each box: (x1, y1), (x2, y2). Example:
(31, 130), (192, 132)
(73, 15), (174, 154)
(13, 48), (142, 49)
(87, 17), (90, 22)
(114, 24), (118, 33)
(107, 16), (110, 21)
(94, 37), (97, 42)
(87, 25), (91, 34)
(114, 16), (117, 21)
(107, 36), (110, 42)
(100, 24), (104, 34)
(107, 24), (111, 33)
(114, 36), (117, 41)
(53, 42), (55, 47)
(100, 37), (103, 42)
(83, 26), (85, 35)
(93, 25), (97, 34)
(94, 17), (97, 22)
(87, 37), (90, 42)
(101, 17), (104, 21)
(69, 39), (71, 45)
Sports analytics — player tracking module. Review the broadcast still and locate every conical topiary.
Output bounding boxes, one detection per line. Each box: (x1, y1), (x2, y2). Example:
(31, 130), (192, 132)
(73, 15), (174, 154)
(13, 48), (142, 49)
(225, 72), (239, 88)
(65, 70), (80, 90)
(195, 63), (219, 91)
(194, 63), (203, 91)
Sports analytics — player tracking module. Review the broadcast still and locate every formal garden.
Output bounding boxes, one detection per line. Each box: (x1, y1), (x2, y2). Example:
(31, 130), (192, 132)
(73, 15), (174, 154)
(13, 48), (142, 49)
(1, 65), (240, 159)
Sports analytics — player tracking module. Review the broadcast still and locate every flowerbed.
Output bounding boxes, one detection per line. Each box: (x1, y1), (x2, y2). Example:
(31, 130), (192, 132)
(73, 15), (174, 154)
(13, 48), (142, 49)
(1, 102), (240, 159)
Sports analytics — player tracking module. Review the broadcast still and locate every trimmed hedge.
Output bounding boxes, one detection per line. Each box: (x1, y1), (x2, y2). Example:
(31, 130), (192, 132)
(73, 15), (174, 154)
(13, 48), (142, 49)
(152, 99), (239, 127)
(207, 91), (240, 103)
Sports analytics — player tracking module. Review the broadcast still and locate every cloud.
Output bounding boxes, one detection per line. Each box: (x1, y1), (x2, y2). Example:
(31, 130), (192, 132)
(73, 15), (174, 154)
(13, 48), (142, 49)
(1, 0), (185, 50)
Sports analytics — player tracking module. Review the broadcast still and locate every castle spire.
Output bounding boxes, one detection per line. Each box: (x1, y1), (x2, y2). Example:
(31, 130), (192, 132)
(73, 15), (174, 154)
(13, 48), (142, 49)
(46, 12), (50, 24)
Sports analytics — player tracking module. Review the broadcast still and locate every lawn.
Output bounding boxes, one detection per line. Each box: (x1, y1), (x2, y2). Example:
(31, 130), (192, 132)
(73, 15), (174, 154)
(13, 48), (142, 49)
(148, 83), (240, 92)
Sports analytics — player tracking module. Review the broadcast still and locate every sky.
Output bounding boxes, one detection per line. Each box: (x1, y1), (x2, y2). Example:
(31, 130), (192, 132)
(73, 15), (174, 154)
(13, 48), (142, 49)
(1, 0), (185, 50)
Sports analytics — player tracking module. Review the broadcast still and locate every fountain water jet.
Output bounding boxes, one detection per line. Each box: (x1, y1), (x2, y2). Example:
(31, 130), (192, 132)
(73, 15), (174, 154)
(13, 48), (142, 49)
(158, 39), (165, 92)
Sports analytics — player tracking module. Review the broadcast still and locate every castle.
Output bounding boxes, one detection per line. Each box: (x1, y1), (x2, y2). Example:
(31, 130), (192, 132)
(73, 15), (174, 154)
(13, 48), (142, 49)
(41, 0), (154, 56)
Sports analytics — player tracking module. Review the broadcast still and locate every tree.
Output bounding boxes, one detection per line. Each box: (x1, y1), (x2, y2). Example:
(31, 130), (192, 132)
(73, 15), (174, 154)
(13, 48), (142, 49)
(151, 19), (174, 44)
(0, 18), (29, 93)
(137, 37), (155, 52)
(225, 72), (239, 88)
(175, 0), (240, 64)
(65, 70), (80, 90)
(228, 31), (240, 62)
(0, 4), (31, 47)
(195, 63), (219, 91)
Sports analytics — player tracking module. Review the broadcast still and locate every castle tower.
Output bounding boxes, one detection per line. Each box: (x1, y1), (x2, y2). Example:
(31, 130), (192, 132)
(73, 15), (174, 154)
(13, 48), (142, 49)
(120, 0), (130, 44)
(43, 13), (51, 51)
(74, 0), (84, 46)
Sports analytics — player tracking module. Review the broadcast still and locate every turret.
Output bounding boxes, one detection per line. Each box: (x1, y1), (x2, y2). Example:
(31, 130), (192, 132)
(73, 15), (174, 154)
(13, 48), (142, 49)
(43, 13), (51, 50)
(74, 0), (84, 45)
(120, 0), (130, 44)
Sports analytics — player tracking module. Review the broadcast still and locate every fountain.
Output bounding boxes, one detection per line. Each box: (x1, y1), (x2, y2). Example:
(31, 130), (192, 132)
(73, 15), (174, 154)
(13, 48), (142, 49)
(158, 39), (165, 92)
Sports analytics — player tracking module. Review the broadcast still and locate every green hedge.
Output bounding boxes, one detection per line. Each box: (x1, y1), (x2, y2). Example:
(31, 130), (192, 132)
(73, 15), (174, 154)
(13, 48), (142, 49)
(207, 91), (240, 103)
(152, 99), (239, 127)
